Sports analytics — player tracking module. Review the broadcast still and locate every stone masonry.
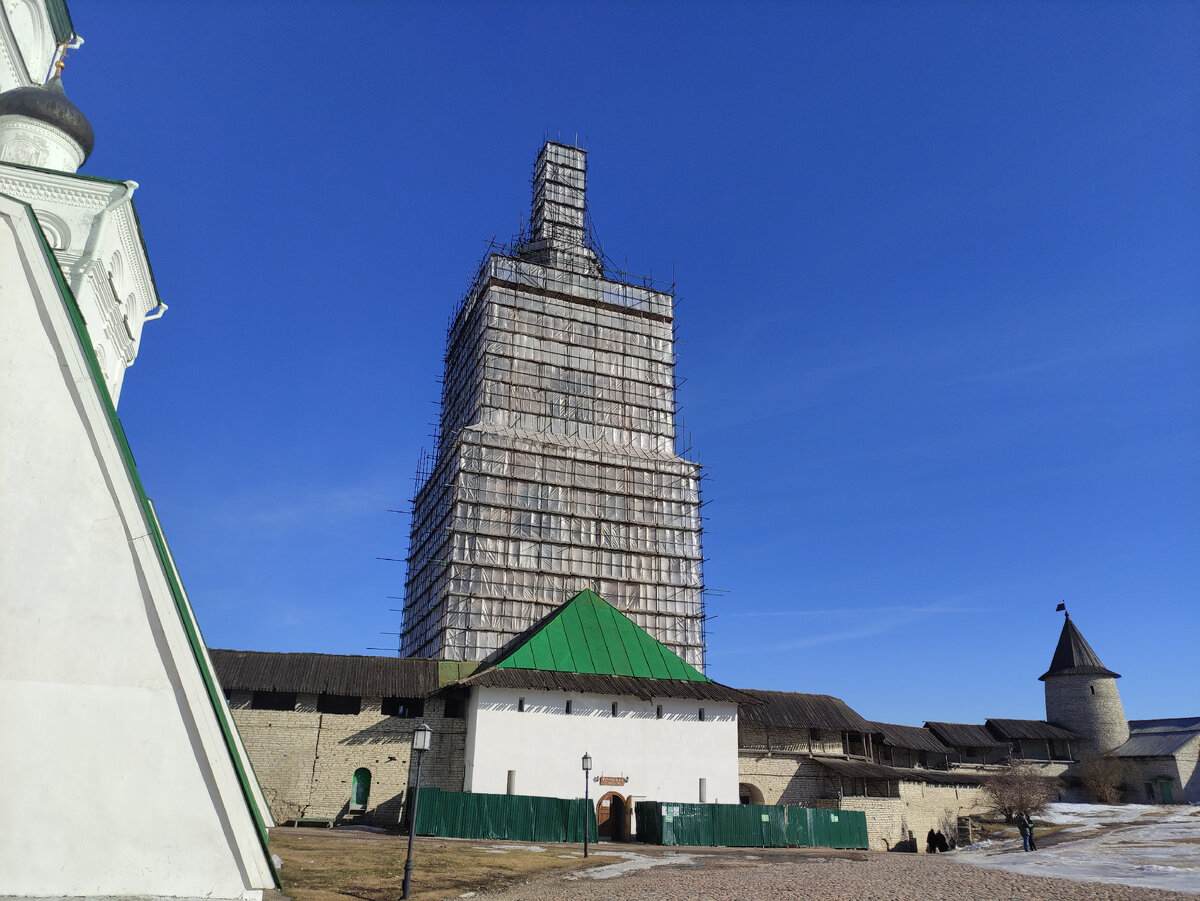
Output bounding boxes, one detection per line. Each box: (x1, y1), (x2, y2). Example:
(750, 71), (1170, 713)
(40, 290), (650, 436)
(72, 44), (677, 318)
(227, 692), (466, 825)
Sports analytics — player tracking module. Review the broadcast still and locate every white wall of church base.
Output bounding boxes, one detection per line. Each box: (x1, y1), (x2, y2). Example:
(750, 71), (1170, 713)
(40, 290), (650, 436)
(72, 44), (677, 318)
(0, 201), (272, 899)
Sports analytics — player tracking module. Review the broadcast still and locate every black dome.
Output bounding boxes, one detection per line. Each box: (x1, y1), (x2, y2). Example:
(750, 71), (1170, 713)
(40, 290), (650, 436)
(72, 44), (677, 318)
(0, 75), (94, 161)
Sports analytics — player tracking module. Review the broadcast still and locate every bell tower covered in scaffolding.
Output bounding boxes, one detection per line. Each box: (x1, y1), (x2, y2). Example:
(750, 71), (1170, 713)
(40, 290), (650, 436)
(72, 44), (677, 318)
(401, 142), (706, 668)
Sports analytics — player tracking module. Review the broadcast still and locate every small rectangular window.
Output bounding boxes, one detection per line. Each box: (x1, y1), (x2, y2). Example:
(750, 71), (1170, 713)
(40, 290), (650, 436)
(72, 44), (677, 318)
(317, 694), (361, 715)
(698, 707), (706, 722)
(443, 691), (468, 719)
(518, 697), (526, 713)
(251, 690), (296, 711)
(565, 699), (573, 715)
(382, 697), (425, 718)
(611, 701), (619, 717)
(656, 704), (663, 719)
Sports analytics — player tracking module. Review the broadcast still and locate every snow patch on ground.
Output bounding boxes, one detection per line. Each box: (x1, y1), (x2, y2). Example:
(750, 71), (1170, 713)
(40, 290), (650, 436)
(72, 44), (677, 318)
(563, 849), (702, 880)
(475, 844), (548, 853)
(952, 803), (1200, 894)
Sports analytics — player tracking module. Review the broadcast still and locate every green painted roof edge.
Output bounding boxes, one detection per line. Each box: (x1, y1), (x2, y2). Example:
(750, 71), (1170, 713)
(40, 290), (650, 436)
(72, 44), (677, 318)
(495, 588), (709, 682)
(0, 164), (165, 314)
(1, 159), (125, 186)
(13, 194), (277, 887)
(47, 0), (75, 43)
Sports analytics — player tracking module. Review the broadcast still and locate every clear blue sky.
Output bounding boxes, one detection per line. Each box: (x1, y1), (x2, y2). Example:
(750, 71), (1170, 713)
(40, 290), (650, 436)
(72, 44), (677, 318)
(67, 2), (1197, 727)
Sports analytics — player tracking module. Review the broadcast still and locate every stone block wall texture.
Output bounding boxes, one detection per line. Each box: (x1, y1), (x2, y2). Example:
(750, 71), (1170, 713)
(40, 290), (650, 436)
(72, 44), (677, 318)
(1044, 676), (1129, 754)
(228, 692), (467, 825)
(1176, 739), (1200, 803)
(1118, 742), (1199, 804)
(737, 753), (833, 807)
(736, 752), (989, 851)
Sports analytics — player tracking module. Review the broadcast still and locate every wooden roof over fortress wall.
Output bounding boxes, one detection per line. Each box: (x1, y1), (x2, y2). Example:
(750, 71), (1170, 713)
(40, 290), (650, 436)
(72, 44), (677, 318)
(210, 649), (469, 698)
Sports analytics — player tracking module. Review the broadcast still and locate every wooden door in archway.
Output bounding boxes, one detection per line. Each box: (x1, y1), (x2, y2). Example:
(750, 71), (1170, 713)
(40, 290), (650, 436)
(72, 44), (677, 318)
(610, 794), (628, 841)
(596, 791), (624, 838)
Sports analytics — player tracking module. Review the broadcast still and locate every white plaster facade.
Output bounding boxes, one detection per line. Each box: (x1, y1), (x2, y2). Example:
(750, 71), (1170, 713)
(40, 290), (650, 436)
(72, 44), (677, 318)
(0, 0), (64, 91)
(463, 686), (739, 808)
(0, 165), (163, 404)
(0, 5), (273, 896)
(0, 194), (273, 899)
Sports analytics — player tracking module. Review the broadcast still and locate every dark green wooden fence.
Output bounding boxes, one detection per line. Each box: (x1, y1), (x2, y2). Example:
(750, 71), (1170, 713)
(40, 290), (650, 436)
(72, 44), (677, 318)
(635, 801), (867, 849)
(414, 787), (597, 843)
(413, 788), (866, 849)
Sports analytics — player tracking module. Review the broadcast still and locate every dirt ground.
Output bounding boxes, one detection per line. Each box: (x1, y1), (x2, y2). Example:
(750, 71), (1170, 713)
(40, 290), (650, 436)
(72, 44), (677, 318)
(269, 827), (1198, 901)
(270, 827), (598, 901)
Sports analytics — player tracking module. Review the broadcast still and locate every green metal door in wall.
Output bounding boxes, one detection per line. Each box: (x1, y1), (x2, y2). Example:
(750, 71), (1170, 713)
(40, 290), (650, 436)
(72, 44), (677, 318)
(1157, 778), (1174, 804)
(351, 768), (371, 808)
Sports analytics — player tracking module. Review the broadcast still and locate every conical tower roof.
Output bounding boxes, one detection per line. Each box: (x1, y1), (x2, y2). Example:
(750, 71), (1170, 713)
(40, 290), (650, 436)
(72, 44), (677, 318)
(1039, 614), (1120, 681)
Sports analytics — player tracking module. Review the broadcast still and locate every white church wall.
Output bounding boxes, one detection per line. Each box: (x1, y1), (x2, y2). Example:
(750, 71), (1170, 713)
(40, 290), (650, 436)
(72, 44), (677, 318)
(0, 197), (273, 899)
(0, 0), (59, 91)
(463, 687), (739, 807)
(0, 165), (162, 405)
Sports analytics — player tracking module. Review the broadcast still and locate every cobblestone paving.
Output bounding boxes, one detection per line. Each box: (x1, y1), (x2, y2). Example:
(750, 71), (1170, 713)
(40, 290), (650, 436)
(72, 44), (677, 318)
(478, 848), (1198, 901)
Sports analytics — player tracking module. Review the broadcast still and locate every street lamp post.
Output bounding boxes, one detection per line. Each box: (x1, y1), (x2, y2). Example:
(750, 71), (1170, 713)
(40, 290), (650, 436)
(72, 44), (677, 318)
(402, 723), (432, 900)
(581, 752), (592, 858)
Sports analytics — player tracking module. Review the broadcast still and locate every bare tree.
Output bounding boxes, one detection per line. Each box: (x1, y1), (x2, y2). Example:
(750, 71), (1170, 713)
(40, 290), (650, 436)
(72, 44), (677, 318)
(1076, 755), (1125, 804)
(983, 758), (1056, 822)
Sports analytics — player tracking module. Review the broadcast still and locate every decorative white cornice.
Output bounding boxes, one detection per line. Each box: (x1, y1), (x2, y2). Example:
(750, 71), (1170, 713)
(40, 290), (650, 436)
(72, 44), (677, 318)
(109, 197), (156, 316)
(0, 164), (158, 318)
(0, 166), (113, 209)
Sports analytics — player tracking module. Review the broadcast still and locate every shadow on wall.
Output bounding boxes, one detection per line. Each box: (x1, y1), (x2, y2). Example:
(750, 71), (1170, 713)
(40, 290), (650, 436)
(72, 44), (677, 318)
(475, 700), (731, 722)
(372, 791), (406, 828)
(339, 719), (423, 746)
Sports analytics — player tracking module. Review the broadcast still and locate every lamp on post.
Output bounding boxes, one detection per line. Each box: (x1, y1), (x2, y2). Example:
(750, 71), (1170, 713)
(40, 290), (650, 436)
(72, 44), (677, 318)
(402, 723), (432, 900)
(581, 751), (593, 858)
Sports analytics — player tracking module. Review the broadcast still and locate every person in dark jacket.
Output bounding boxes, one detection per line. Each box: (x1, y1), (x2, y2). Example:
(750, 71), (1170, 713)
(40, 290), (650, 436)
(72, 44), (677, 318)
(1016, 811), (1035, 851)
(927, 828), (938, 853)
(935, 830), (949, 852)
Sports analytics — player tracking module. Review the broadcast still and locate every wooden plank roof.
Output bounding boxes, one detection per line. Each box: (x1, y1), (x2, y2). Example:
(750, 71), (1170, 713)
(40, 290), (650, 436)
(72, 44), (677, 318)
(1112, 731), (1200, 758)
(210, 649), (444, 697)
(924, 721), (1006, 748)
(812, 758), (983, 786)
(1039, 615), (1120, 681)
(869, 721), (951, 754)
(458, 667), (754, 703)
(986, 718), (1077, 741)
(738, 690), (872, 732)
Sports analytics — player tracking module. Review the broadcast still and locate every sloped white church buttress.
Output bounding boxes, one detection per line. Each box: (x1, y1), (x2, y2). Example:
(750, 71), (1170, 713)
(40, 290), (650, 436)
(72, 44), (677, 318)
(0, 3), (276, 898)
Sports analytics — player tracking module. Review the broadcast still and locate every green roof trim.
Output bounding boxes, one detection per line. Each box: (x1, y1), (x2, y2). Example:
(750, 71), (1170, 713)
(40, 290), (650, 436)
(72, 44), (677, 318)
(10, 193), (277, 887)
(46, 0), (76, 43)
(495, 589), (708, 682)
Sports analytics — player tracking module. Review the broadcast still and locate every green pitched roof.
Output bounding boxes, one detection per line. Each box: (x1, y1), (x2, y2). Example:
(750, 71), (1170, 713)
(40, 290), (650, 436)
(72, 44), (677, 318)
(495, 589), (708, 682)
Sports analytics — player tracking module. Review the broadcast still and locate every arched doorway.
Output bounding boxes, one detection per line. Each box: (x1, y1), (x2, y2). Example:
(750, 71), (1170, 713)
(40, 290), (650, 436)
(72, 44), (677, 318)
(739, 782), (764, 805)
(596, 791), (630, 840)
(350, 768), (371, 811)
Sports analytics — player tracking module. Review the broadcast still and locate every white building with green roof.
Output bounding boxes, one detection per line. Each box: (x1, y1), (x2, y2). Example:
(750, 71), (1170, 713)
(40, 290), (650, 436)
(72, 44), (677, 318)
(457, 590), (745, 814)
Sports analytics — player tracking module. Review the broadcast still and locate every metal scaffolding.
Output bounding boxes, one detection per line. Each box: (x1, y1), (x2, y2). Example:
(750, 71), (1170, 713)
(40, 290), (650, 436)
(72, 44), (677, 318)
(401, 143), (707, 668)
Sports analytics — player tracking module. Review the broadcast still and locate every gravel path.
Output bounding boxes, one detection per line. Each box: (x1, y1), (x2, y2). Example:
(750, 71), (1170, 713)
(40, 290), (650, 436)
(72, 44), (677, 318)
(477, 847), (1198, 901)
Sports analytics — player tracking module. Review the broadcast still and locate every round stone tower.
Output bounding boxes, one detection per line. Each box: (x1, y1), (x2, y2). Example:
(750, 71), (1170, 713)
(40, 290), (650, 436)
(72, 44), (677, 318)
(1039, 612), (1129, 755)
